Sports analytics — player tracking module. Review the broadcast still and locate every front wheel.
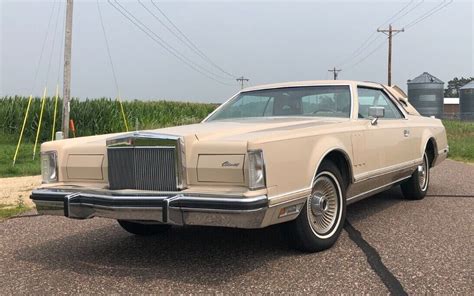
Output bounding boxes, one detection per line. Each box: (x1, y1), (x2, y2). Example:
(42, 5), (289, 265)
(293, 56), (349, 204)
(285, 161), (346, 252)
(401, 152), (430, 200)
(117, 220), (171, 236)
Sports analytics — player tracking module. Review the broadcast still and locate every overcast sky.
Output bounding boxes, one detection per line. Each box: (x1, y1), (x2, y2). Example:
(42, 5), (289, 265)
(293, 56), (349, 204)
(1, 0), (473, 103)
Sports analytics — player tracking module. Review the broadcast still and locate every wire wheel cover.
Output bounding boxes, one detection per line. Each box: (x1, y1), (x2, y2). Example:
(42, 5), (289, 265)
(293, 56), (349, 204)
(418, 153), (429, 191)
(308, 175), (340, 235)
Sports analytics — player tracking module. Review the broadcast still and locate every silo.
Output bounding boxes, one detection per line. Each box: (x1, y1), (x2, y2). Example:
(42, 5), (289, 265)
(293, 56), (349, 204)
(459, 80), (474, 121)
(407, 72), (444, 118)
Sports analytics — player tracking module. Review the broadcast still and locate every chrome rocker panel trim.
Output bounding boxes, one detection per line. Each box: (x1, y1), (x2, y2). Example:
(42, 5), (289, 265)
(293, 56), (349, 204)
(30, 189), (268, 229)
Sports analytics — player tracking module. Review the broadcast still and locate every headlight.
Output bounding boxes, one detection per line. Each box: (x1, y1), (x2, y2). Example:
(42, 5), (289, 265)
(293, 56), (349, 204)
(248, 150), (266, 190)
(41, 151), (58, 183)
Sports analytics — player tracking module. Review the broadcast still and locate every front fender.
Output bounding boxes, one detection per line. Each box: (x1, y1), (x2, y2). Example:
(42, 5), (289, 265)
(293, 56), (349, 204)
(306, 135), (353, 188)
(419, 129), (436, 159)
(257, 133), (353, 201)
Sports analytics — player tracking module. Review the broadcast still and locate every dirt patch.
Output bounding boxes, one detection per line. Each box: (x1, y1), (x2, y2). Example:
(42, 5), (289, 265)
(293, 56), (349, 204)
(0, 176), (41, 208)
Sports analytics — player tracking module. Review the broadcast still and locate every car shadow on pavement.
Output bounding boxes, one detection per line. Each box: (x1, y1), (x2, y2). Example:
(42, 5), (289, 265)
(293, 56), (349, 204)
(346, 186), (407, 223)
(15, 222), (299, 286)
(14, 186), (407, 286)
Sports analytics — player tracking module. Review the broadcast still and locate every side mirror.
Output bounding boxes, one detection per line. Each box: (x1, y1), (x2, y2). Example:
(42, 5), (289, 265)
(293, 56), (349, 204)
(368, 106), (385, 125)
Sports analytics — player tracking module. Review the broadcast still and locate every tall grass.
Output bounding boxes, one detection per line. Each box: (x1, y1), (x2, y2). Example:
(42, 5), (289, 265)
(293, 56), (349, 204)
(443, 120), (474, 162)
(0, 96), (217, 142)
(0, 132), (40, 177)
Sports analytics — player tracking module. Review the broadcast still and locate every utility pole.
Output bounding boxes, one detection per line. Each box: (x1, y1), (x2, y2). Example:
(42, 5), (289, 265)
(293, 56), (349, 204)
(61, 0), (74, 138)
(377, 24), (404, 86)
(236, 76), (249, 89)
(328, 67), (342, 80)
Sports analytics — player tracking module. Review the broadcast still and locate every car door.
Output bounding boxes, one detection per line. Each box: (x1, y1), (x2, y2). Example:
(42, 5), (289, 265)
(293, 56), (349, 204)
(357, 87), (412, 181)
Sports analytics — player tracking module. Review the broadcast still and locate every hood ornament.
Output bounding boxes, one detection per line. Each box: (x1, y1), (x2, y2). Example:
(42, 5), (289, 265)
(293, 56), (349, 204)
(106, 132), (180, 147)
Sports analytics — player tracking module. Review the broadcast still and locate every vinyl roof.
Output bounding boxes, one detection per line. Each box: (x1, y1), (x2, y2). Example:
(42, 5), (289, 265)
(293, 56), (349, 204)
(242, 80), (382, 92)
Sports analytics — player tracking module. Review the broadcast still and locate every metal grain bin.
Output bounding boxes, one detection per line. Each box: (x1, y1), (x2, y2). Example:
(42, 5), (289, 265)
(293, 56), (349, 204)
(459, 80), (474, 121)
(407, 72), (444, 118)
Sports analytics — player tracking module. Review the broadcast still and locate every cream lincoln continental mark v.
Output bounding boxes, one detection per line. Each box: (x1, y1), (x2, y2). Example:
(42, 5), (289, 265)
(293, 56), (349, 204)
(32, 80), (448, 252)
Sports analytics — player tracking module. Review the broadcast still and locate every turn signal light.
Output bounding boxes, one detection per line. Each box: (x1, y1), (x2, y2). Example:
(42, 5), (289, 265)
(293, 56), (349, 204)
(278, 203), (304, 218)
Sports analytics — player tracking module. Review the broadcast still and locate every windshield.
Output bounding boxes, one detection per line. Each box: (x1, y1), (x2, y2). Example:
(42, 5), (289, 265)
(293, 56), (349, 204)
(207, 85), (351, 121)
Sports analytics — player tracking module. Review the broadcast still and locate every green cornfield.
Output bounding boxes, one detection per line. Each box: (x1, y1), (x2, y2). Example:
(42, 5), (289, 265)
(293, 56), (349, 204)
(0, 96), (217, 142)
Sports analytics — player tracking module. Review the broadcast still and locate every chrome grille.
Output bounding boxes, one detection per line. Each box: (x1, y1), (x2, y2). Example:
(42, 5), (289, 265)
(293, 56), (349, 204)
(107, 147), (178, 191)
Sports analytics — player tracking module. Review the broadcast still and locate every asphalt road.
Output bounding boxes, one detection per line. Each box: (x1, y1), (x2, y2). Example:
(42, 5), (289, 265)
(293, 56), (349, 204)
(1, 160), (472, 294)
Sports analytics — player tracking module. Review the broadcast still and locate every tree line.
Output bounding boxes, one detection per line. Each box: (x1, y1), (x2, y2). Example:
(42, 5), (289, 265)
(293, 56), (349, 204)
(444, 77), (473, 98)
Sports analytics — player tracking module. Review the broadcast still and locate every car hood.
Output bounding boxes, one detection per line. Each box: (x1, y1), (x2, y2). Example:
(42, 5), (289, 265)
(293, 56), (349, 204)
(41, 117), (347, 153)
(40, 117), (349, 184)
(156, 117), (347, 142)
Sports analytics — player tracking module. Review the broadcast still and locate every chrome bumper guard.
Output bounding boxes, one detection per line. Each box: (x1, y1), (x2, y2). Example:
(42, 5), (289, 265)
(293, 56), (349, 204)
(30, 189), (269, 229)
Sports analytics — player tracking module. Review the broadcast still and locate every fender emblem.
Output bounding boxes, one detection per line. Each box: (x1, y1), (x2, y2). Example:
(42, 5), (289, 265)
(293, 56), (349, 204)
(222, 161), (240, 167)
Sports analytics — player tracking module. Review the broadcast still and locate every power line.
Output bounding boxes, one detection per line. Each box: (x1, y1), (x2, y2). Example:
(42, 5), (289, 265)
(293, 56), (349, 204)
(404, 0), (453, 29)
(345, 0), (452, 73)
(30, 0), (57, 94)
(97, 0), (120, 95)
(337, 0), (420, 68)
(138, 0), (228, 79)
(337, 34), (380, 68)
(151, 0), (236, 78)
(381, 0), (416, 27)
(109, 0), (232, 85)
(44, 0), (63, 87)
(137, 0), (228, 80)
(141, 0), (236, 79)
(52, 3), (65, 141)
(344, 37), (388, 70)
(403, 0), (447, 28)
(389, 0), (425, 26)
(56, 2), (66, 86)
(108, 0), (233, 86)
(97, 0), (129, 132)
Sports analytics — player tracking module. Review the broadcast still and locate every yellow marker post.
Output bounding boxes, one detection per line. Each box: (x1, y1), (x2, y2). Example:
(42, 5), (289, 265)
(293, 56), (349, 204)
(12, 95), (33, 166)
(33, 87), (47, 160)
(118, 92), (129, 132)
(51, 84), (59, 140)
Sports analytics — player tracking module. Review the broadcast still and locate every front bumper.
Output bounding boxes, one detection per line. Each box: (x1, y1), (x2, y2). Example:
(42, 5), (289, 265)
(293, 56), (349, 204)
(30, 189), (269, 229)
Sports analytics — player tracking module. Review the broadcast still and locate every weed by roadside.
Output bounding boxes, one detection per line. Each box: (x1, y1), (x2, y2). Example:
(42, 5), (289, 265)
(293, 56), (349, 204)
(0, 197), (30, 220)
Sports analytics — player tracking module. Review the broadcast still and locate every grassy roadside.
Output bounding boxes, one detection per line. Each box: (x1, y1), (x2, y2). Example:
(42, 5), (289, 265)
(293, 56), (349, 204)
(0, 193), (31, 220)
(0, 133), (40, 177)
(443, 120), (474, 163)
(0, 204), (30, 220)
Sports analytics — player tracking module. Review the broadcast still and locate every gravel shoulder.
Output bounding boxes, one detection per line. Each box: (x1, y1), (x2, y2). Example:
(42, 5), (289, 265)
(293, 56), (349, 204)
(0, 175), (40, 207)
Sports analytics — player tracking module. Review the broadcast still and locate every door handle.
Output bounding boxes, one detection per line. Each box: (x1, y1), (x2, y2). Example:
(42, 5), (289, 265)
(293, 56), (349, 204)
(404, 129), (410, 137)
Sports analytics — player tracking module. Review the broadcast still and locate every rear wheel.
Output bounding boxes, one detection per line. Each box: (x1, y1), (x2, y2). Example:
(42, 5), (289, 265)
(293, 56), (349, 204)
(285, 161), (346, 252)
(401, 152), (430, 200)
(117, 220), (171, 236)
